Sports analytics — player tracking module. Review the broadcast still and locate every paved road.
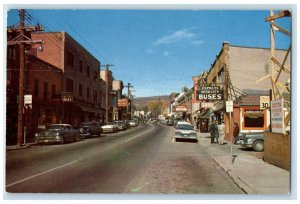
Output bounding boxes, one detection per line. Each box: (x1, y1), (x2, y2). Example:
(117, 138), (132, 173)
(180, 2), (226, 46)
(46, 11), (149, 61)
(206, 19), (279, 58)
(6, 122), (244, 194)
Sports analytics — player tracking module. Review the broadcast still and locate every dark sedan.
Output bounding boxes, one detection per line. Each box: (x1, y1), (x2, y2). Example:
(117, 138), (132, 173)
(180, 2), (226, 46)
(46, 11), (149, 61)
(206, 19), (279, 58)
(35, 124), (80, 144)
(238, 132), (265, 152)
(78, 121), (102, 138)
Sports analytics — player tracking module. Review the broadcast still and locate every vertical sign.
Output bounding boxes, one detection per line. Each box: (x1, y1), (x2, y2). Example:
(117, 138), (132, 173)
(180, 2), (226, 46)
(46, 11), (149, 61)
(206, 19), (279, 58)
(226, 100), (233, 113)
(271, 99), (284, 134)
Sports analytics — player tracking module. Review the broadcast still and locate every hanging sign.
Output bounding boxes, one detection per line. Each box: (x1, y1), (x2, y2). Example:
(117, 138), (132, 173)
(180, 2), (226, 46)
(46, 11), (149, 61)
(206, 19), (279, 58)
(198, 85), (223, 100)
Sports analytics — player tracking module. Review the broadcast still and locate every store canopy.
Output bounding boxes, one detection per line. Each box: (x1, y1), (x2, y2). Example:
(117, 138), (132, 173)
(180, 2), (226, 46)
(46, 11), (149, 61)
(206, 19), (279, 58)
(75, 103), (102, 114)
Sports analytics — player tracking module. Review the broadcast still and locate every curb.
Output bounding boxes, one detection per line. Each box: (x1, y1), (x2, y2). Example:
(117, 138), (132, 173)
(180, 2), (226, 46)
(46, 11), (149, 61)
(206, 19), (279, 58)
(6, 143), (36, 151)
(212, 157), (257, 194)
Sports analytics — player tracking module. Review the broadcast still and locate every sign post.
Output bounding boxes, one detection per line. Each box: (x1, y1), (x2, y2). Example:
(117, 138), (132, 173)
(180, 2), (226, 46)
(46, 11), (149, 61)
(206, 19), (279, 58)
(226, 101), (234, 164)
(23, 94), (32, 145)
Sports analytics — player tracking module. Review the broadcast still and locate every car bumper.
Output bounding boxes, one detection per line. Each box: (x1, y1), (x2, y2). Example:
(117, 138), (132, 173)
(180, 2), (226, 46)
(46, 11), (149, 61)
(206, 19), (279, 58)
(239, 141), (253, 148)
(36, 138), (61, 144)
(174, 135), (197, 140)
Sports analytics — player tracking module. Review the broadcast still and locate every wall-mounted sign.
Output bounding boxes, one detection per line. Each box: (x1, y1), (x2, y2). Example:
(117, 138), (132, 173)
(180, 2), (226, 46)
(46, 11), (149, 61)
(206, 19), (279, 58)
(175, 105), (187, 112)
(118, 99), (128, 107)
(201, 102), (214, 109)
(260, 96), (270, 110)
(271, 99), (284, 134)
(198, 85), (223, 100)
(24, 94), (32, 105)
(226, 100), (233, 113)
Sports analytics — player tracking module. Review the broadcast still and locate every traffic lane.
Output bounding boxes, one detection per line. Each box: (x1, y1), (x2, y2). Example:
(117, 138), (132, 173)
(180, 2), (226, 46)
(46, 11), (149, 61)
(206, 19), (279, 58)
(5, 123), (155, 188)
(125, 125), (245, 194)
(6, 123), (165, 193)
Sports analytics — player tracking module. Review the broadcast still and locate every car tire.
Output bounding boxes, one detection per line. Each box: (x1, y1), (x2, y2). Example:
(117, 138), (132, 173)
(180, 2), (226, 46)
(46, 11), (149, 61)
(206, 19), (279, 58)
(253, 140), (264, 152)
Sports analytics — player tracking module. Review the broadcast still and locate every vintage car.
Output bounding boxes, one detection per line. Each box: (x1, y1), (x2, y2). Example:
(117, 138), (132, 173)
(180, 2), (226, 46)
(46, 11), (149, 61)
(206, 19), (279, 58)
(113, 121), (127, 131)
(101, 122), (118, 133)
(128, 120), (138, 127)
(174, 122), (197, 142)
(78, 121), (102, 138)
(35, 124), (80, 144)
(238, 132), (265, 152)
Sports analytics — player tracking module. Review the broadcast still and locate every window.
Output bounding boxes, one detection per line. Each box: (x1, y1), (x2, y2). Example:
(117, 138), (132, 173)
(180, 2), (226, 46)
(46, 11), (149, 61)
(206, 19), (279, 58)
(93, 90), (97, 102)
(79, 83), (83, 97)
(243, 109), (265, 128)
(87, 87), (90, 99)
(66, 78), (74, 92)
(86, 65), (90, 77)
(34, 79), (39, 97)
(67, 51), (74, 67)
(52, 85), (56, 96)
(78, 59), (84, 73)
(7, 47), (16, 60)
(44, 82), (48, 100)
(93, 70), (98, 80)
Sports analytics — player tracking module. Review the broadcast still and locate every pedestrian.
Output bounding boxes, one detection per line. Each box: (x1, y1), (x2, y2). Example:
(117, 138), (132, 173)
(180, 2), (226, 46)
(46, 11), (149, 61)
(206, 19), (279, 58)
(209, 120), (216, 144)
(218, 120), (225, 145)
(214, 121), (219, 144)
(233, 123), (240, 144)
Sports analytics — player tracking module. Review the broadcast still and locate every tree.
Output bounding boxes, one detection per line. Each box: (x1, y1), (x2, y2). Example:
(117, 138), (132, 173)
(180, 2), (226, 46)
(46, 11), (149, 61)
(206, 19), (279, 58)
(182, 86), (190, 93)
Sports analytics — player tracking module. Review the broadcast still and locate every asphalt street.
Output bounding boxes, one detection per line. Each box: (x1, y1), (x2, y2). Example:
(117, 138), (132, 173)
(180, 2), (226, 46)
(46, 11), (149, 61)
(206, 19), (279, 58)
(6, 122), (244, 194)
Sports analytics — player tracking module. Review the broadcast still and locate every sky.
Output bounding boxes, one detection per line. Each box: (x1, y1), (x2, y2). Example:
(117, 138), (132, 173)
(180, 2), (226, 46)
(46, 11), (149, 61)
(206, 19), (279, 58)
(6, 8), (291, 97)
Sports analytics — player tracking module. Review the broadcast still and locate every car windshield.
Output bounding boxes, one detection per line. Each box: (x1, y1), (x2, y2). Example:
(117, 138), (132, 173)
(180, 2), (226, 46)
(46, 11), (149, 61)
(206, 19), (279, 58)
(48, 125), (65, 130)
(177, 124), (194, 130)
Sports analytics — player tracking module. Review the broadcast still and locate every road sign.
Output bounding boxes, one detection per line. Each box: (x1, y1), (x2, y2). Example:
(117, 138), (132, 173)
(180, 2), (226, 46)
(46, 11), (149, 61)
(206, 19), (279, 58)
(226, 100), (233, 112)
(260, 96), (270, 110)
(24, 94), (32, 105)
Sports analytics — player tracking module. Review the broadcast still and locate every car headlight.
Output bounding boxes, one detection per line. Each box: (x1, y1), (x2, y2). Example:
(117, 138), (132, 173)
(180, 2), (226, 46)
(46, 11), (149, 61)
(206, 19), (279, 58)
(80, 128), (83, 132)
(55, 132), (60, 136)
(34, 133), (39, 137)
(175, 132), (181, 136)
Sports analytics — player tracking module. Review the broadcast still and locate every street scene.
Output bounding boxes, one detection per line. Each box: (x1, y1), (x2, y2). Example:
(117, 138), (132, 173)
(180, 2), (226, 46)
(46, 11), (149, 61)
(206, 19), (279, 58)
(4, 8), (292, 198)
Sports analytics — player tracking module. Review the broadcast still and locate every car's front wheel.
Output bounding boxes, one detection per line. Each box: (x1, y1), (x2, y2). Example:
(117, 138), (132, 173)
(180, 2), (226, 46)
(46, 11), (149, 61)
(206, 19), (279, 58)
(253, 140), (264, 152)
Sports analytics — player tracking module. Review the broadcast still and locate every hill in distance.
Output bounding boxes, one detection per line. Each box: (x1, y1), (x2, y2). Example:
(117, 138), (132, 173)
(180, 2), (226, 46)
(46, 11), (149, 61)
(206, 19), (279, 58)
(133, 95), (170, 109)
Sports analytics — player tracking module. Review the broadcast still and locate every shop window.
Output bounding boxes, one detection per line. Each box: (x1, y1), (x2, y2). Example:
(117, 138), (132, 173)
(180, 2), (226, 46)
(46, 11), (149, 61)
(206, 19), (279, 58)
(243, 109), (264, 128)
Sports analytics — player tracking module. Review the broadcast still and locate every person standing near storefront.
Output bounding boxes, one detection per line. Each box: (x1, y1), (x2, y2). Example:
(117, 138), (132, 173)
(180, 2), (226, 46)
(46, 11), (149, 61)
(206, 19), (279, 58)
(218, 120), (225, 145)
(233, 123), (240, 144)
(209, 120), (216, 144)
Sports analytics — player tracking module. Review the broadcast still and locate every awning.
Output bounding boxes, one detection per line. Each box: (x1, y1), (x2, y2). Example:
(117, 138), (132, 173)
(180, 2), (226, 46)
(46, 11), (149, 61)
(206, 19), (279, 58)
(75, 103), (102, 114)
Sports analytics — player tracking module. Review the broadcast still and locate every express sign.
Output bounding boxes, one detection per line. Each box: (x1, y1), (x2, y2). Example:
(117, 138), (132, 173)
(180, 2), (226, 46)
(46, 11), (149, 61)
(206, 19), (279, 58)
(198, 85), (223, 100)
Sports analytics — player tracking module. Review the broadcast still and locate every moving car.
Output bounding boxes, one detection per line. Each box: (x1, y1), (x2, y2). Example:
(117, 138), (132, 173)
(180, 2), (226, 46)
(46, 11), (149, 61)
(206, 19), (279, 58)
(238, 132), (265, 152)
(129, 120), (138, 127)
(101, 122), (118, 133)
(35, 124), (80, 144)
(78, 121), (102, 138)
(174, 122), (197, 142)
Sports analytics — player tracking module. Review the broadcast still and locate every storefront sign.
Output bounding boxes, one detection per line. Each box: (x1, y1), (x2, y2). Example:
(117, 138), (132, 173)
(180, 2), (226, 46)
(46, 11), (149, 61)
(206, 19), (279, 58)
(118, 99), (128, 107)
(61, 92), (73, 102)
(271, 99), (285, 134)
(175, 105), (187, 112)
(244, 110), (264, 118)
(226, 100), (233, 113)
(198, 85), (223, 100)
(260, 96), (270, 110)
(192, 101), (200, 112)
(24, 94), (32, 105)
(201, 102), (214, 109)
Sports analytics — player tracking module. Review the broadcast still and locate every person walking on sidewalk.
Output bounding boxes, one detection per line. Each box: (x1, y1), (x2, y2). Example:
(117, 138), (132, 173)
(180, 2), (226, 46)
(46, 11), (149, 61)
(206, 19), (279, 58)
(218, 120), (225, 145)
(209, 120), (218, 144)
(233, 122), (240, 144)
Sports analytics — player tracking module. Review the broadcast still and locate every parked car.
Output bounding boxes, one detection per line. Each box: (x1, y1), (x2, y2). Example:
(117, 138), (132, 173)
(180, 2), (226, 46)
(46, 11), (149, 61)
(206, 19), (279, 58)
(238, 132), (265, 152)
(101, 122), (118, 133)
(174, 122), (197, 142)
(78, 121), (102, 138)
(113, 121), (127, 131)
(167, 118), (174, 126)
(35, 124), (80, 144)
(129, 120), (138, 127)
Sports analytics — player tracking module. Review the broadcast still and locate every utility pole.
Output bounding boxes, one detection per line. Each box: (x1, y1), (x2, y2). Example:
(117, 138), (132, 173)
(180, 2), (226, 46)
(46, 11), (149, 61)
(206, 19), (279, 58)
(124, 82), (133, 119)
(7, 9), (44, 147)
(100, 64), (114, 124)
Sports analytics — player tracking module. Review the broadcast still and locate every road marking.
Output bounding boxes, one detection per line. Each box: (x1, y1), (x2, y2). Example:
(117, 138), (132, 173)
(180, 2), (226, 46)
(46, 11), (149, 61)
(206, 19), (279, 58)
(124, 124), (155, 143)
(6, 160), (79, 188)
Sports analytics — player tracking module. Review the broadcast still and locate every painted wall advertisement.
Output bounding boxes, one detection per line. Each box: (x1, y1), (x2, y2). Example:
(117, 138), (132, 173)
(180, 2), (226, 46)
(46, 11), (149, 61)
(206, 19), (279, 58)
(271, 99), (285, 134)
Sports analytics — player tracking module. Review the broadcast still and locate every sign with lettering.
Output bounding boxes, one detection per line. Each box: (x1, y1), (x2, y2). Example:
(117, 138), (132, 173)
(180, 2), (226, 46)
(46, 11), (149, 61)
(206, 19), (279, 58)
(201, 102), (214, 109)
(118, 99), (128, 107)
(198, 85), (223, 100)
(260, 96), (270, 110)
(271, 99), (284, 134)
(226, 100), (233, 113)
(175, 105), (187, 112)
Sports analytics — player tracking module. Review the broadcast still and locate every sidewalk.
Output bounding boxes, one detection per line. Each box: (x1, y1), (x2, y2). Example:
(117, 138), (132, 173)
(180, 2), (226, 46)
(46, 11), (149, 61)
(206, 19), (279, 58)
(198, 132), (290, 194)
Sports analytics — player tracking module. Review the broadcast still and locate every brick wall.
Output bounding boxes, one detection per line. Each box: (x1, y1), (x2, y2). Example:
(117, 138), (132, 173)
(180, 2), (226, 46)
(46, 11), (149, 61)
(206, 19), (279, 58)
(264, 132), (290, 170)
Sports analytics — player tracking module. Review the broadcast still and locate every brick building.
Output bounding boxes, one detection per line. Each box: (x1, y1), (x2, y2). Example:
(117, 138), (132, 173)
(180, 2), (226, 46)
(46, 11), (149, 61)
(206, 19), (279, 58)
(100, 69), (114, 123)
(31, 32), (102, 127)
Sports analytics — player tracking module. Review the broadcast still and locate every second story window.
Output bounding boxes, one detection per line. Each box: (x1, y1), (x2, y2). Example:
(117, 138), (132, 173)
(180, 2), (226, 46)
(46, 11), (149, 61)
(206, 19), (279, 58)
(86, 65), (90, 77)
(44, 82), (48, 100)
(78, 59), (84, 73)
(52, 84), (56, 96)
(87, 87), (90, 99)
(79, 83), (83, 97)
(93, 90), (97, 102)
(66, 78), (74, 92)
(34, 79), (39, 97)
(67, 51), (74, 68)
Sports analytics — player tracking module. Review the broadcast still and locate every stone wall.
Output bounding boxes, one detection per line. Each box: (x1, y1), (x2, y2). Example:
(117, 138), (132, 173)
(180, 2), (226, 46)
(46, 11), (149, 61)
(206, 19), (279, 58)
(264, 132), (290, 170)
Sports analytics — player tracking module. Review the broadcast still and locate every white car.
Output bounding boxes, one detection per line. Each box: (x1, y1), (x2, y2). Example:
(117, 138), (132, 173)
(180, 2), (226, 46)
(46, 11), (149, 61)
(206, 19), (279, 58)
(174, 122), (197, 142)
(101, 122), (118, 133)
(128, 120), (138, 127)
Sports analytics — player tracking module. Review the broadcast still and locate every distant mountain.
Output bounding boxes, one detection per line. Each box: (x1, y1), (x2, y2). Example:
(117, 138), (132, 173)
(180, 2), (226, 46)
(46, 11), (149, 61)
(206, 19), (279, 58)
(133, 95), (170, 109)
